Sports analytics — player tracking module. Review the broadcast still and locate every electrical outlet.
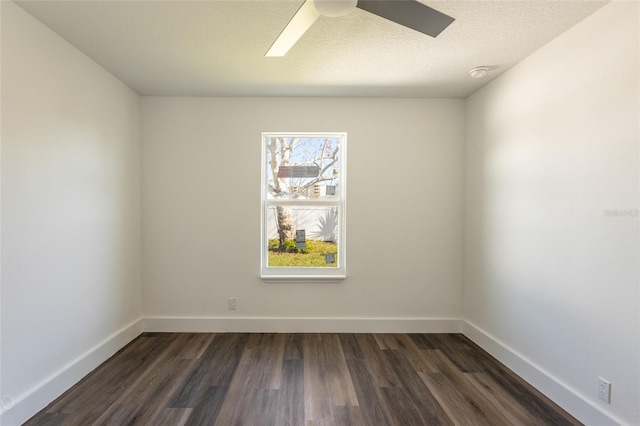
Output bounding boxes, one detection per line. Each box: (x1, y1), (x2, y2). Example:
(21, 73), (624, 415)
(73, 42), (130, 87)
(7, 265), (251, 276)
(228, 297), (237, 310)
(598, 378), (611, 403)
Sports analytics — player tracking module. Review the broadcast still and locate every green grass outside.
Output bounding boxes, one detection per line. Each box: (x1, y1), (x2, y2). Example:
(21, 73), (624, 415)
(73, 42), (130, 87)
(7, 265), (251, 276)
(268, 239), (338, 267)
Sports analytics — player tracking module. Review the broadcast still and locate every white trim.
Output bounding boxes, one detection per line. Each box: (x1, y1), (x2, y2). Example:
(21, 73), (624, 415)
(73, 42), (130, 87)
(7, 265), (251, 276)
(261, 274), (346, 282)
(462, 320), (623, 426)
(143, 316), (462, 334)
(265, 199), (341, 207)
(0, 318), (143, 426)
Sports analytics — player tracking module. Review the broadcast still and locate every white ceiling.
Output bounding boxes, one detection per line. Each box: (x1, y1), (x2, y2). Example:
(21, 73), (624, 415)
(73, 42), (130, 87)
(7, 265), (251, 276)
(15, 0), (608, 98)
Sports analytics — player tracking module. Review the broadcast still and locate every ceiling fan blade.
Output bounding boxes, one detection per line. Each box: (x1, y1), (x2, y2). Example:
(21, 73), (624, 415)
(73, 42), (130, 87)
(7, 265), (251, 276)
(266, 0), (320, 57)
(356, 0), (454, 38)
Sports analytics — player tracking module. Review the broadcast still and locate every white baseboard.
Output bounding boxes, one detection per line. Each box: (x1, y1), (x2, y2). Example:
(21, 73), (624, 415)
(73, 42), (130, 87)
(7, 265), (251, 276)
(0, 318), (143, 426)
(143, 316), (462, 334)
(462, 320), (622, 426)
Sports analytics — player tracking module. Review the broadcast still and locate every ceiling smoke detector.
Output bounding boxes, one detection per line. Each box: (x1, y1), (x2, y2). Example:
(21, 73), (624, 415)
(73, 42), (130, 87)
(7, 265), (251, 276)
(469, 66), (489, 79)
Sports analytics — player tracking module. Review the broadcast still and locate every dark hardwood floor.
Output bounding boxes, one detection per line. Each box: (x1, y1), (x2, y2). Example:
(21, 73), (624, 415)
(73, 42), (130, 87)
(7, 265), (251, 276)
(25, 333), (581, 425)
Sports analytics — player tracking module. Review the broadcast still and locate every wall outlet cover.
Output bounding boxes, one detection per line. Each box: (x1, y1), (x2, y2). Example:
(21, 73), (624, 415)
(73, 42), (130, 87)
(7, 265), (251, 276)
(598, 378), (611, 403)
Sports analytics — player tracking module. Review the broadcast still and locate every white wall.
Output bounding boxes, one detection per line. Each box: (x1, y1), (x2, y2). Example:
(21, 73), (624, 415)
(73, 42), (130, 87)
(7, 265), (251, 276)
(142, 97), (465, 331)
(0, 2), (142, 424)
(463, 2), (639, 425)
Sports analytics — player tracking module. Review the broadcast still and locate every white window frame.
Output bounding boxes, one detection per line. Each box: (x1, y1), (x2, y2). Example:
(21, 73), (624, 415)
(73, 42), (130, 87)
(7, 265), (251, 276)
(260, 132), (346, 281)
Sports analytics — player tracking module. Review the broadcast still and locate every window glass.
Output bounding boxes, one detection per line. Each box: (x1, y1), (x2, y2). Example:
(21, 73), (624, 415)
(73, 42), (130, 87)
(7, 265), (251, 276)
(261, 133), (346, 279)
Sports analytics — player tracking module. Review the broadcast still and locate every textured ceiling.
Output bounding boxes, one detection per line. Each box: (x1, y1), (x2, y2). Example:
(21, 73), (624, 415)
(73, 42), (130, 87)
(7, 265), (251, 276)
(15, 0), (608, 98)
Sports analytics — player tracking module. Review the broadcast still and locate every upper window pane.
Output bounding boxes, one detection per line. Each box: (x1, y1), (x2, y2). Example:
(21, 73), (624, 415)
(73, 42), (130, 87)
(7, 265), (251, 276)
(265, 136), (341, 200)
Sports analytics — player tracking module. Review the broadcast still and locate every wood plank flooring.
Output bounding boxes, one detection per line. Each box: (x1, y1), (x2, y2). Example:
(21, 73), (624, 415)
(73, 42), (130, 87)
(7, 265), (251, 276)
(25, 333), (581, 426)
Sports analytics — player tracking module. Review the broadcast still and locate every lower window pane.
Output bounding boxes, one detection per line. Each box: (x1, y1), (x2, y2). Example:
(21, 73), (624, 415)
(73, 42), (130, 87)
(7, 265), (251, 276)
(266, 205), (339, 268)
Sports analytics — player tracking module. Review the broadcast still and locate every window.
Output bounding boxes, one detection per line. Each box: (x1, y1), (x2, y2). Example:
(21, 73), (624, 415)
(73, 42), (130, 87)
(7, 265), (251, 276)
(261, 133), (346, 280)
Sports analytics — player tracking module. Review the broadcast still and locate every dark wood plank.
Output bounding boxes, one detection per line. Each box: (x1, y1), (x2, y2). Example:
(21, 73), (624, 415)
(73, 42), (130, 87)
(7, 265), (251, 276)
(346, 358), (394, 426)
(408, 333), (440, 350)
(465, 372), (553, 426)
(90, 402), (142, 425)
(155, 407), (192, 426)
(381, 349), (453, 426)
(395, 334), (440, 374)
(176, 333), (216, 359)
(213, 333), (286, 425)
(355, 334), (401, 387)
(333, 406), (366, 426)
(275, 359), (305, 426)
(184, 386), (227, 426)
(94, 356), (196, 424)
(214, 388), (280, 426)
(283, 333), (304, 360)
(481, 357), (582, 425)
(169, 333), (248, 408)
(373, 333), (404, 350)
(419, 350), (513, 426)
(430, 333), (492, 373)
(167, 360), (214, 409)
(380, 386), (431, 425)
(22, 412), (68, 426)
(203, 333), (251, 386)
(322, 334), (359, 406)
(303, 333), (359, 425)
(337, 333), (366, 360)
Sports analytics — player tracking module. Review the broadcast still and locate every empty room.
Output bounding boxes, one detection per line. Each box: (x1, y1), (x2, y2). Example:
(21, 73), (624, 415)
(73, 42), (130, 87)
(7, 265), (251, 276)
(1, 0), (638, 425)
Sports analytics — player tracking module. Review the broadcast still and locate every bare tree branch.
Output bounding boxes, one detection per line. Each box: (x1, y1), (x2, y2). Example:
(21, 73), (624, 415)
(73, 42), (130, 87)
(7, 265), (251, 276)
(301, 145), (339, 189)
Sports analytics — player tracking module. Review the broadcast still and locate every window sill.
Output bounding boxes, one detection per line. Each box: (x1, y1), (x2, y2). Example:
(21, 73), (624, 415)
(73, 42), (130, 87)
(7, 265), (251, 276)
(261, 274), (346, 283)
